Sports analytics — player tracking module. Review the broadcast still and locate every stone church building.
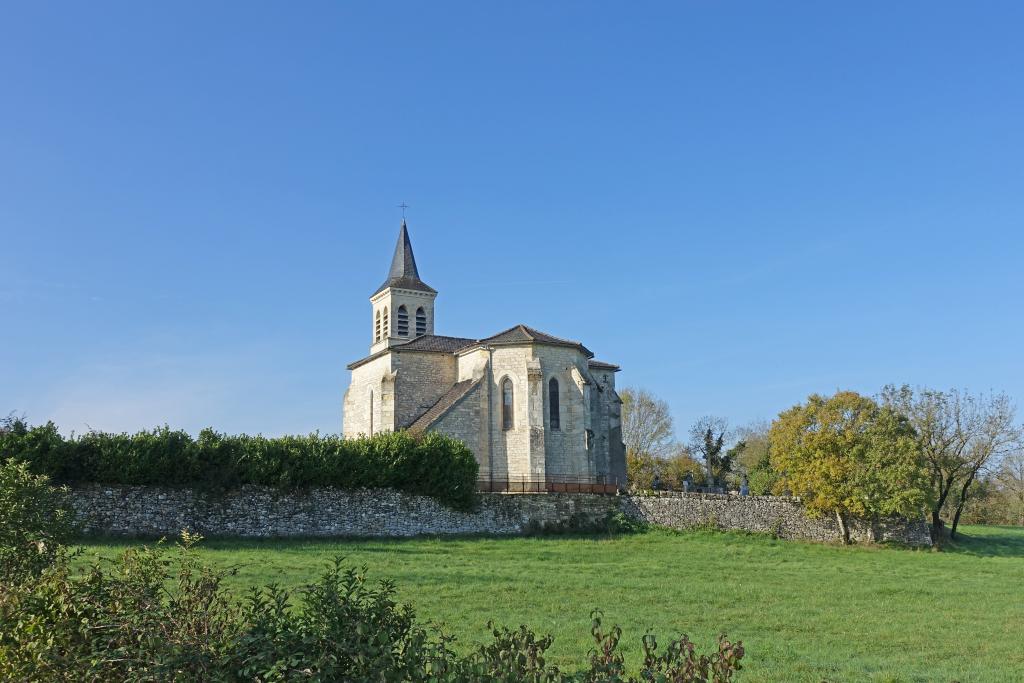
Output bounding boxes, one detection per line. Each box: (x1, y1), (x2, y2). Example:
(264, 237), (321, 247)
(343, 221), (627, 488)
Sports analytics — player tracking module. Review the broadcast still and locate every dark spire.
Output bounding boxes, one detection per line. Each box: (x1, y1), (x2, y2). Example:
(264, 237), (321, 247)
(374, 219), (436, 295)
(389, 219), (420, 280)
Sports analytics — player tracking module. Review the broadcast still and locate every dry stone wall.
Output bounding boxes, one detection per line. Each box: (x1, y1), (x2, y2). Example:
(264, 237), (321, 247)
(69, 485), (931, 546)
(622, 492), (931, 545)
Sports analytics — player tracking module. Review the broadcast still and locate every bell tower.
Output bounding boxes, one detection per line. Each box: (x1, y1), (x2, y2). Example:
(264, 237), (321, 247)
(369, 219), (437, 353)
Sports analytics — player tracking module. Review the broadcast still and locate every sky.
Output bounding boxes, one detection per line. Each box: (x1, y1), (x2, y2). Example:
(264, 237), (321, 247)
(1, 2), (1022, 440)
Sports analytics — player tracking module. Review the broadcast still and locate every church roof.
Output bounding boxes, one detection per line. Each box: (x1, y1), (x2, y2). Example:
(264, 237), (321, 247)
(475, 324), (594, 358)
(373, 220), (436, 296)
(588, 359), (621, 371)
(346, 325), (597, 370)
(393, 335), (478, 353)
(406, 377), (482, 433)
(345, 334), (477, 370)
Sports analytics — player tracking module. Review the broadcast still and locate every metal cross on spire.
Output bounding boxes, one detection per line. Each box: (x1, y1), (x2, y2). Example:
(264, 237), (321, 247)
(397, 202), (410, 219)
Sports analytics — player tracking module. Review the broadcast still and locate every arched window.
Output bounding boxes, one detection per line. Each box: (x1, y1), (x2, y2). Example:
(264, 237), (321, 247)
(369, 390), (374, 435)
(415, 307), (427, 337)
(501, 377), (514, 431)
(396, 305), (409, 337)
(548, 378), (560, 430)
(382, 306), (389, 338)
(375, 310), (381, 342)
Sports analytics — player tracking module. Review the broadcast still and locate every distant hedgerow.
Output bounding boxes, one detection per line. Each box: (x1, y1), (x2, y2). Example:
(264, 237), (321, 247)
(0, 417), (478, 510)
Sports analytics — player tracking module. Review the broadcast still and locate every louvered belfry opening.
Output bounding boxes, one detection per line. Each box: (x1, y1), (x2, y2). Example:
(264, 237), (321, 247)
(397, 305), (409, 337)
(415, 307), (427, 337)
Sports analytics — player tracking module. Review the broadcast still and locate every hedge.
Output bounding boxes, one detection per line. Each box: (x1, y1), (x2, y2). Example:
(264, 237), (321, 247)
(0, 418), (478, 510)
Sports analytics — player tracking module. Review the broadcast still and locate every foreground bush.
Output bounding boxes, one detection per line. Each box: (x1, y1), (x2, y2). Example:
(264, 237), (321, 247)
(0, 536), (744, 682)
(0, 470), (744, 681)
(0, 459), (74, 584)
(0, 417), (478, 510)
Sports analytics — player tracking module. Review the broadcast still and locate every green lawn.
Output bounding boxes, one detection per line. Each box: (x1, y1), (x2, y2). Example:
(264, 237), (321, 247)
(75, 526), (1024, 683)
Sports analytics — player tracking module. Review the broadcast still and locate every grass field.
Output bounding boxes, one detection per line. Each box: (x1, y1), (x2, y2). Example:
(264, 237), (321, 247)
(76, 526), (1024, 683)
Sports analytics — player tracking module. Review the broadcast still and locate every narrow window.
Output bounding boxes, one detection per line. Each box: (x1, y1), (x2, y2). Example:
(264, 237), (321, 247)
(382, 306), (389, 338)
(501, 378), (514, 430)
(375, 310), (381, 342)
(415, 307), (427, 337)
(396, 305), (409, 337)
(548, 378), (560, 430)
(369, 390), (374, 435)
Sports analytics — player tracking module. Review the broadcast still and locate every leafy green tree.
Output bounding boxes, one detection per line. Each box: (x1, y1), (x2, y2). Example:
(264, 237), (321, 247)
(769, 391), (929, 543)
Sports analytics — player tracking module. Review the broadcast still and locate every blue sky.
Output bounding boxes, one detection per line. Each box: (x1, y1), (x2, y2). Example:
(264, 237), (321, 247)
(2, 2), (1022, 439)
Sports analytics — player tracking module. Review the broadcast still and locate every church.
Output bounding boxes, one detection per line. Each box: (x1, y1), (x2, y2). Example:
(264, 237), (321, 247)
(342, 220), (627, 489)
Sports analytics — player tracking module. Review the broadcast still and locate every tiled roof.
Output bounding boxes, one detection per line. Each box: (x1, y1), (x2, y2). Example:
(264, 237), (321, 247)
(477, 324), (593, 358)
(588, 359), (621, 371)
(373, 220), (436, 295)
(394, 335), (477, 353)
(347, 326), (604, 369)
(346, 349), (387, 370)
(406, 378), (482, 433)
(345, 335), (477, 370)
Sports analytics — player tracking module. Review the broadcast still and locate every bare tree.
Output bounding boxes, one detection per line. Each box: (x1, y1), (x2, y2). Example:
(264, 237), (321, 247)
(730, 420), (770, 475)
(949, 396), (1021, 537)
(881, 385), (1021, 540)
(994, 450), (1024, 526)
(689, 415), (730, 488)
(620, 388), (675, 460)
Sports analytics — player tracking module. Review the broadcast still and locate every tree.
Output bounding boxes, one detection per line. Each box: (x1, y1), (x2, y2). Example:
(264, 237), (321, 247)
(625, 445), (705, 492)
(625, 450), (658, 491)
(881, 385), (1021, 540)
(620, 388), (675, 460)
(994, 451), (1024, 526)
(728, 421), (775, 493)
(730, 421), (770, 476)
(689, 416), (730, 488)
(661, 447), (707, 490)
(769, 391), (929, 544)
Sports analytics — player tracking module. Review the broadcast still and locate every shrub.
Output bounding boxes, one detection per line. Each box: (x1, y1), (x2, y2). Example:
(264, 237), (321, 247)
(0, 533), (245, 681)
(747, 467), (778, 496)
(234, 558), (438, 681)
(0, 458), (75, 583)
(627, 450), (707, 492)
(0, 536), (745, 682)
(0, 417), (479, 510)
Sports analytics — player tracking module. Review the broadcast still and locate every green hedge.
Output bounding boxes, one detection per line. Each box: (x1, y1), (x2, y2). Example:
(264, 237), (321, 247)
(0, 418), (478, 510)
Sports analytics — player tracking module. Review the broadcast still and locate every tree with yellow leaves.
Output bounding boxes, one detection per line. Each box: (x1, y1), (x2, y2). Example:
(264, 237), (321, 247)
(768, 391), (929, 544)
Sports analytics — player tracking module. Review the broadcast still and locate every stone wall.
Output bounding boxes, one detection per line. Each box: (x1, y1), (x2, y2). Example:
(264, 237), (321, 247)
(342, 354), (393, 437)
(488, 346), (534, 479)
(622, 492), (932, 545)
(69, 486), (931, 546)
(393, 350), (458, 429)
(69, 485), (615, 538)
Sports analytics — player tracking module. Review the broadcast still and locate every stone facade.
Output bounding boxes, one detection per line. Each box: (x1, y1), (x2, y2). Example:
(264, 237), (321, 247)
(342, 220), (627, 488)
(69, 485), (931, 546)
